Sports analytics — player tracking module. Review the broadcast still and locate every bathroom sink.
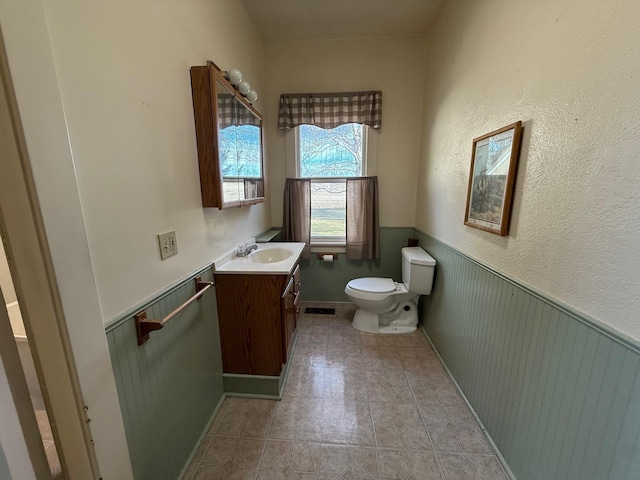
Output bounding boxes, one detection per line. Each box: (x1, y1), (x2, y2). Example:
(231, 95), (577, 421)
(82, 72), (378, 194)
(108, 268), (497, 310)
(213, 242), (305, 275)
(250, 247), (292, 264)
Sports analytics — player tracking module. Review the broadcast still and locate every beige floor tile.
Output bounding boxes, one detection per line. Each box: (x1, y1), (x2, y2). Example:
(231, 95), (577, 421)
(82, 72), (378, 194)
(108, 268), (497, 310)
(290, 441), (320, 472)
(417, 403), (451, 429)
(183, 305), (509, 480)
(392, 334), (428, 348)
(348, 446), (379, 478)
(201, 437), (265, 468)
(322, 354), (365, 370)
(194, 437), (213, 463)
(233, 438), (267, 468)
(288, 473), (320, 480)
(455, 426), (492, 453)
(202, 436), (236, 465)
(376, 448), (410, 480)
(261, 440), (293, 470)
(193, 464), (226, 480)
(405, 451), (442, 480)
(224, 468), (259, 480)
(318, 445), (349, 475)
(465, 454), (507, 479)
(269, 415), (298, 440)
(429, 424), (463, 453)
(257, 470), (287, 480)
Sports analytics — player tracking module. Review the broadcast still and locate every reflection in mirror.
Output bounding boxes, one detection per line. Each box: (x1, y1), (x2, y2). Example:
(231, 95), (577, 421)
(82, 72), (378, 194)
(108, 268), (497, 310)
(216, 81), (264, 204)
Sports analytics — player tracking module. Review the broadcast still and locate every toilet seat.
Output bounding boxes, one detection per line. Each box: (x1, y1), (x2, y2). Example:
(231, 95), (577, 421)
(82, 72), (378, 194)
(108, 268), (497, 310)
(345, 277), (404, 302)
(348, 277), (395, 294)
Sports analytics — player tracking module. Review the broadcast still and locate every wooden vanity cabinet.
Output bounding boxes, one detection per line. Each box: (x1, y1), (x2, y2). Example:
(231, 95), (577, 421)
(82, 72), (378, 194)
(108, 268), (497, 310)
(214, 264), (300, 376)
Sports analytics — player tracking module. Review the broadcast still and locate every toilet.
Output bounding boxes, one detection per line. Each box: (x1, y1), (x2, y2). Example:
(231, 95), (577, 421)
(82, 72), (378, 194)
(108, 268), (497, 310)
(345, 246), (436, 334)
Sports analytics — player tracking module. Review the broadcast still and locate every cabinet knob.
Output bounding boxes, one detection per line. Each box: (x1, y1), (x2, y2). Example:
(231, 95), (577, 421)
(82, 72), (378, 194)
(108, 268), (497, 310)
(296, 280), (301, 287)
(296, 307), (301, 314)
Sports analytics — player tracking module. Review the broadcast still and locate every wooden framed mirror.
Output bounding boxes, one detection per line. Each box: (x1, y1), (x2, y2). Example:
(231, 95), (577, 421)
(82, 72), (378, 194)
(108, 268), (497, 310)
(190, 62), (265, 208)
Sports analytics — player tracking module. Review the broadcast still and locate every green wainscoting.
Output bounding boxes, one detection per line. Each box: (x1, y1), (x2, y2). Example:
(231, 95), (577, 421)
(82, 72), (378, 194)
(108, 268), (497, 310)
(299, 227), (415, 302)
(415, 232), (640, 480)
(223, 333), (298, 398)
(0, 443), (9, 480)
(105, 267), (224, 480)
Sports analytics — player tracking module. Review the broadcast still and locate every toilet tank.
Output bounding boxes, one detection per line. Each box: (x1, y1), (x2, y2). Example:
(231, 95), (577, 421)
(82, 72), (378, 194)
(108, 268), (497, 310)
(401, 247), (436, 295)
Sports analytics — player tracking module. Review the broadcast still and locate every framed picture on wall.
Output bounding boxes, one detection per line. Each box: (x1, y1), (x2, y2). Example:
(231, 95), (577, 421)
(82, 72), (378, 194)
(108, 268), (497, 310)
(464, 121), (523, 236)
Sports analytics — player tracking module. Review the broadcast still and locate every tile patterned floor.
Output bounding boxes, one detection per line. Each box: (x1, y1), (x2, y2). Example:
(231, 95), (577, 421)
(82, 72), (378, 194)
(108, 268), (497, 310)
(184, 303), (507, 480)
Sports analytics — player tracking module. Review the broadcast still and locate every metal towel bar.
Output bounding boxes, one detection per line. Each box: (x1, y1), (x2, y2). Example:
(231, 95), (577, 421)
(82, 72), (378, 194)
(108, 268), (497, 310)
(135, 276), (214, 345)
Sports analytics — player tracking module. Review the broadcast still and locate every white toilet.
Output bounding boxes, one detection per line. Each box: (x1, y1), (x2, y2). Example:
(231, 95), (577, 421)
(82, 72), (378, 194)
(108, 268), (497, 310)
(345, 246), (436, 334)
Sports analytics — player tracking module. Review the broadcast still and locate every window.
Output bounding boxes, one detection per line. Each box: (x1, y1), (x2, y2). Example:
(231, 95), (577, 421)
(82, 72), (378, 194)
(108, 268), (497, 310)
(297, 123), (366, 243)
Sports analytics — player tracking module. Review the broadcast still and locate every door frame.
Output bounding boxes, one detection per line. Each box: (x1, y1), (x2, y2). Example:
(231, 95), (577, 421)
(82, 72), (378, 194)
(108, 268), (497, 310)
(0, 24), (100, 479)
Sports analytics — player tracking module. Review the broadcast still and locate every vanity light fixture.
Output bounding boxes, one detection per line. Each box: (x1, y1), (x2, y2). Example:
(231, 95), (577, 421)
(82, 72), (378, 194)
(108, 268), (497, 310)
(245, 90), (258, 103)
(237, 80), (251, 95)
(221, 64), (258, 103)
(224, 67), (243, 85)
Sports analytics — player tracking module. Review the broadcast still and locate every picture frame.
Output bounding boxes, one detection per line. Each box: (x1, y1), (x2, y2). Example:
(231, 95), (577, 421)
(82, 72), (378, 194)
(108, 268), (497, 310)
(464, 121), (523, 236)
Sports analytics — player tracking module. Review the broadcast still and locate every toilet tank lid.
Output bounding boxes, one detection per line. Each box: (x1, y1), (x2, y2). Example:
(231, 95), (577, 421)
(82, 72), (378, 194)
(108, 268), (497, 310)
(401, 247), (436, 266)
(348, 277), (396, 293)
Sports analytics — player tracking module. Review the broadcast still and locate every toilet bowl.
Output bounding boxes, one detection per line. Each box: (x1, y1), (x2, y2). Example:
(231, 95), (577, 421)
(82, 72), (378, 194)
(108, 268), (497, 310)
(345, 247), (436, 334)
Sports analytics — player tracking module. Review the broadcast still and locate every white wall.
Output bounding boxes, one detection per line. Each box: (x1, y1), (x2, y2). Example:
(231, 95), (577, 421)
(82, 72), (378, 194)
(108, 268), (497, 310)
(265, 36), (425, 227)
(1, 0), (271, 477)
(417, 0), (640, 340)
(43, 0), (271, 321)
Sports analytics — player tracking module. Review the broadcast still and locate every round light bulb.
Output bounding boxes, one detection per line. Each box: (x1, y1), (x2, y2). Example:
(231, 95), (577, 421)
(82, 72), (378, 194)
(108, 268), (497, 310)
(225, 68), (242, 85)
(237, 80), (251, 95)
(245, 90), (258, 103)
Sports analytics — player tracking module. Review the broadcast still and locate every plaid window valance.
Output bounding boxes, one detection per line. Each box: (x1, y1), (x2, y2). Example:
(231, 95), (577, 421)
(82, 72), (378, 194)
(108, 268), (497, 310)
(277, 91), (382, 130)
(218, 95), (261, 130)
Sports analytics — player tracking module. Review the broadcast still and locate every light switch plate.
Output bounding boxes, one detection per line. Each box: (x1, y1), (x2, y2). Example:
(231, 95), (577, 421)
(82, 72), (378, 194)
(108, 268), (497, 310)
(157, 231), (178, 260)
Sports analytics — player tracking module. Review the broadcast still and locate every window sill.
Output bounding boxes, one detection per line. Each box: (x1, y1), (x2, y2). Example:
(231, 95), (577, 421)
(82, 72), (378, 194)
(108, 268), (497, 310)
(310, 245), (346, 254)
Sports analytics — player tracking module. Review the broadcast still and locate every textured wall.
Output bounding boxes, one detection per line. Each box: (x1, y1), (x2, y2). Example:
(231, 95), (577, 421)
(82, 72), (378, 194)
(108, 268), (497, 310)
(416, 0), (640, 340)
(265, 36), (425, 227)
(43, 0), (271, 321)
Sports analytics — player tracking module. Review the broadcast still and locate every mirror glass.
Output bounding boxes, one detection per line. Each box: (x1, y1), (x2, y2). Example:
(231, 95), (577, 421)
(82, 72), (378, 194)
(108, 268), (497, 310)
(216, 80), (264, 205)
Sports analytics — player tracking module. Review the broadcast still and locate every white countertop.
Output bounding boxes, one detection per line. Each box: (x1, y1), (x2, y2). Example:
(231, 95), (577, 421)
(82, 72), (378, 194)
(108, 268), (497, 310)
(213, 242), (305, 275)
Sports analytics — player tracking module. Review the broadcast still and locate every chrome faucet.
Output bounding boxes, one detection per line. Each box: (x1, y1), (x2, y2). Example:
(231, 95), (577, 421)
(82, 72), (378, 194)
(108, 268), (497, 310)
(237, 242), (259, 257)
(245, 244), (259, 255)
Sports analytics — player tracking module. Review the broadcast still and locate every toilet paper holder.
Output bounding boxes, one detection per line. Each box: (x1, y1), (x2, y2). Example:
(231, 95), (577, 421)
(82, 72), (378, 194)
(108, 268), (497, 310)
(316, 253), (338, 260)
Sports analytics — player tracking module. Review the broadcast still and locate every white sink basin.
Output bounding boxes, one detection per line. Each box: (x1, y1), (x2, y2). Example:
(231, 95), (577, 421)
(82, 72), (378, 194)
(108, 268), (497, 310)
(213, 242), (305, 274)
(250, 247), (292, 264)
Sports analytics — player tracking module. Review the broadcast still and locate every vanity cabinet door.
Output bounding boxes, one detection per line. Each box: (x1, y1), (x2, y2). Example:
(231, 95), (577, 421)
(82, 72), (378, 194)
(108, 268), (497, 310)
(214, 273), (285, 376)
(281, 277), (296, 364)
(292, 264), (301, 328)
(214, 263), (301, 377)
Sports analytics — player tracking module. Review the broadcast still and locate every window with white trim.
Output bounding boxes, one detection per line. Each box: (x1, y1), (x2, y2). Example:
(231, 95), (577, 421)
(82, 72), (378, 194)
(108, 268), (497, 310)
(297, 123), (367, 244)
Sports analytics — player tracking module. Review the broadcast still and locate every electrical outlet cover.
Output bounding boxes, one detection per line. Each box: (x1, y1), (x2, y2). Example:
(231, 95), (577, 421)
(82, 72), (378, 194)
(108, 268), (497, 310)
(157, 231), (178, 260)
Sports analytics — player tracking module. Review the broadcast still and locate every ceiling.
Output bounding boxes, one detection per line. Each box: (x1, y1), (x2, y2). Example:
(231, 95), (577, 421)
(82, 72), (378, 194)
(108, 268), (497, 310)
(242, 0), (445, 42)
